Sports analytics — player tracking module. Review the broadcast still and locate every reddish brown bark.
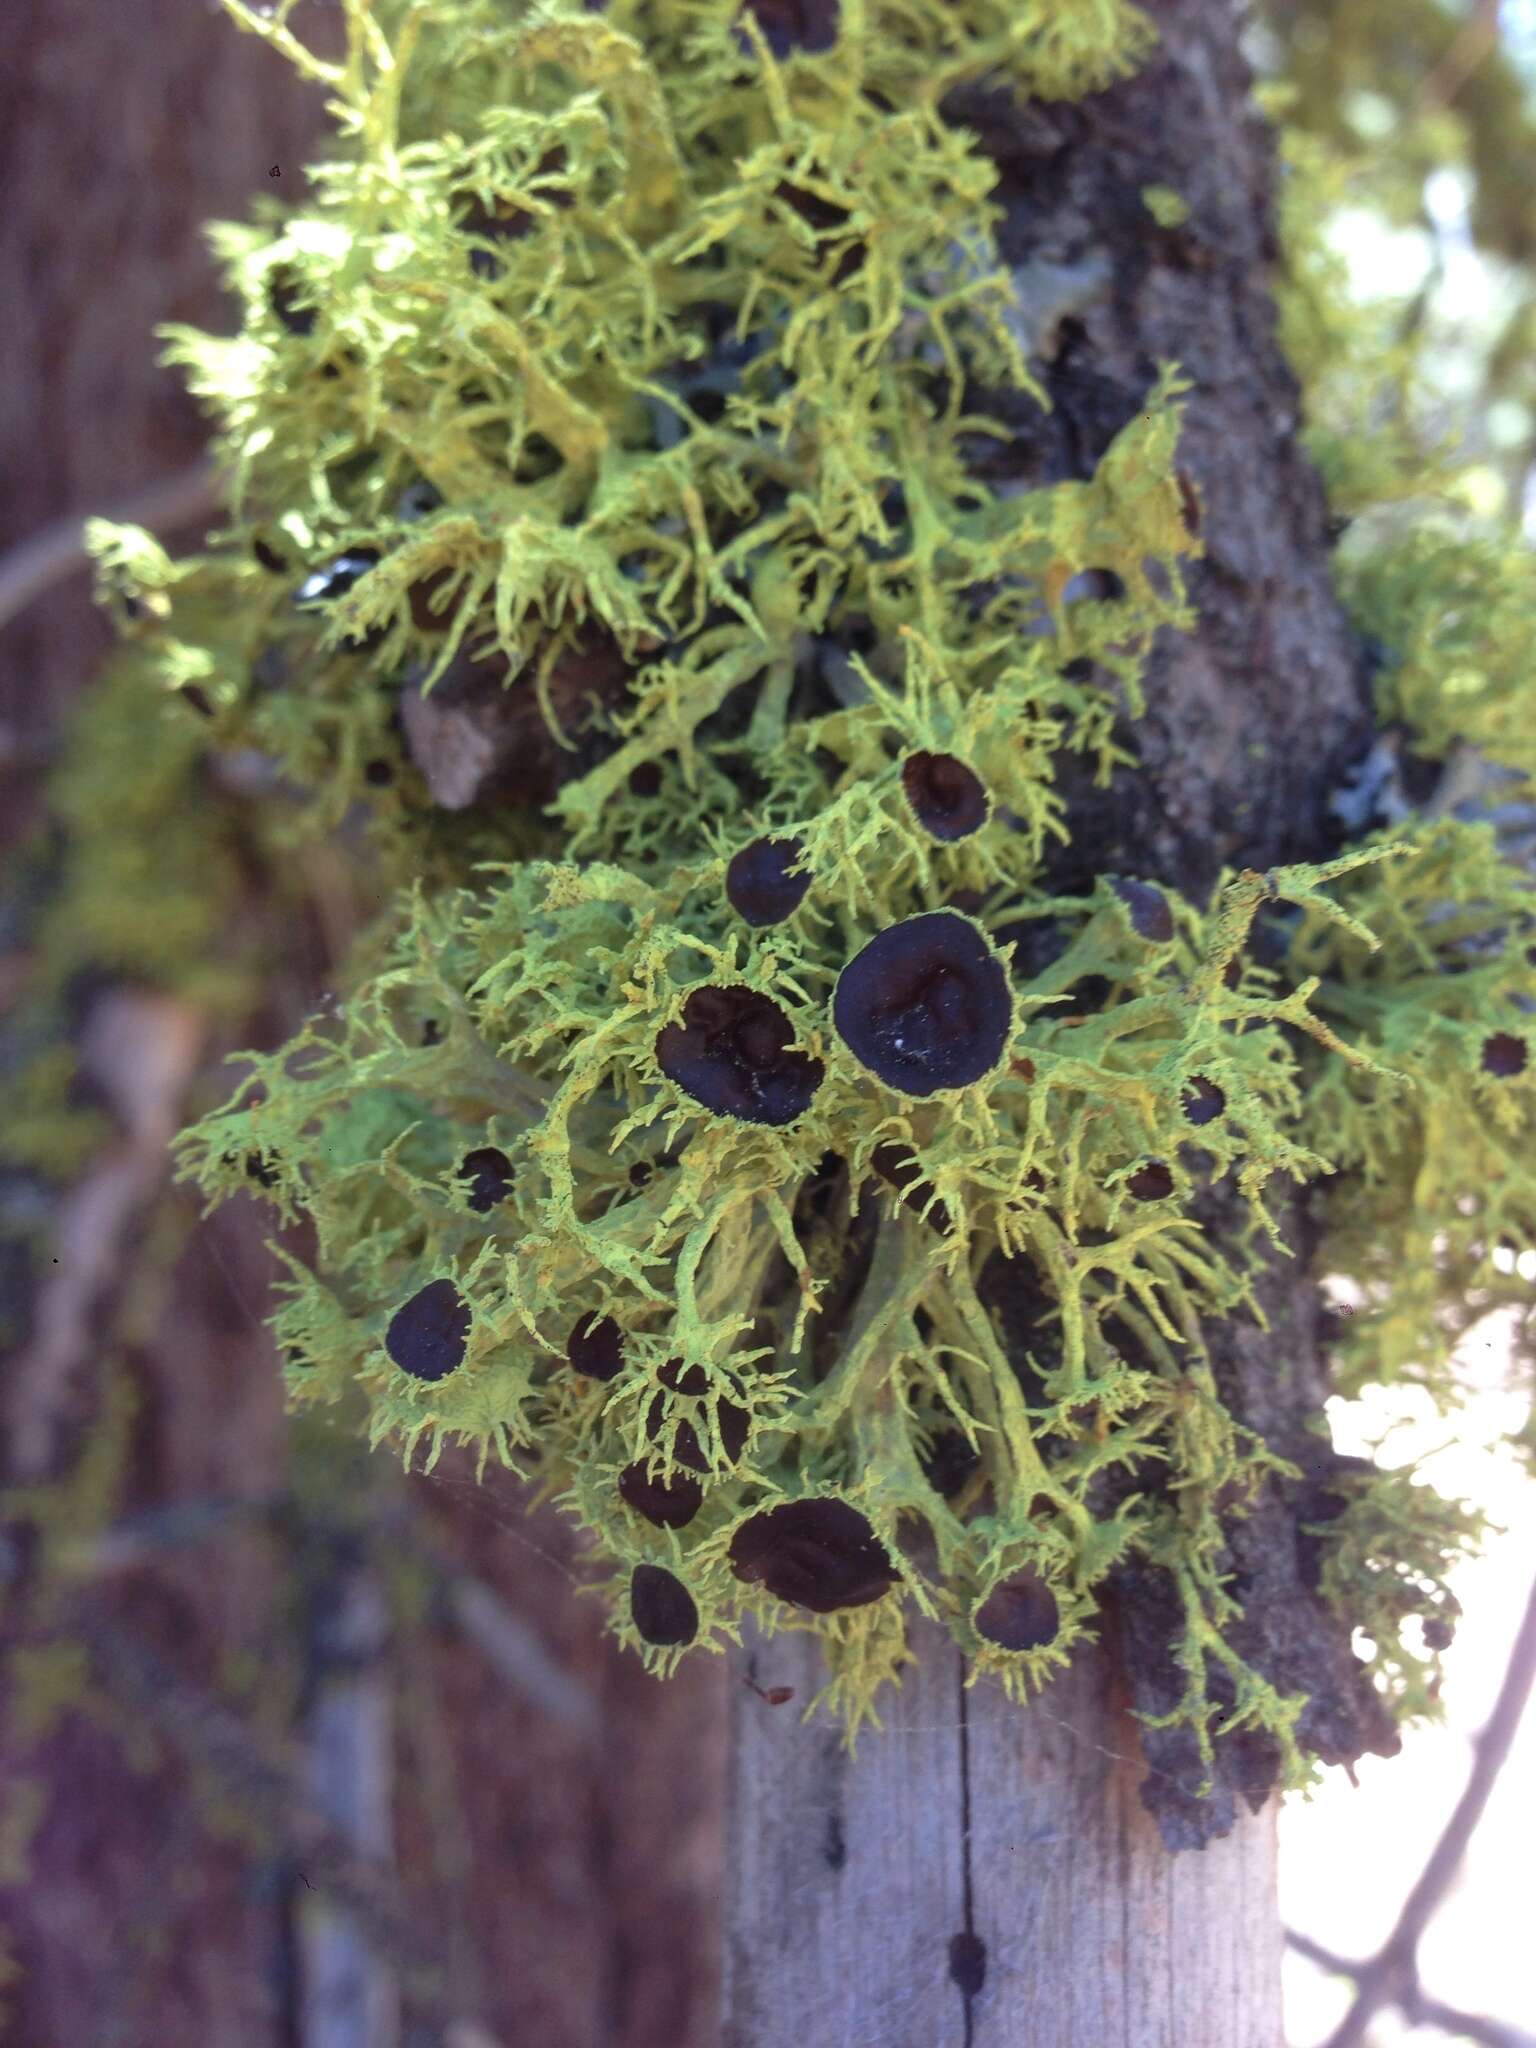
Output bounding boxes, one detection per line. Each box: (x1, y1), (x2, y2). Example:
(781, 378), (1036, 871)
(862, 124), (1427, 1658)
(0, 8), (722, 2044)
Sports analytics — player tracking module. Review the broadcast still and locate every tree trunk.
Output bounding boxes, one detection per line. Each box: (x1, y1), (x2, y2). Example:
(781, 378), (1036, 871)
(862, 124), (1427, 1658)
(5, 2), (1394, 2041)
(0, 0), (332, 760)
(726, 1625), (1280, 2048)
(1, 9), (723, 2044)
(724, 0), (1379, 2036)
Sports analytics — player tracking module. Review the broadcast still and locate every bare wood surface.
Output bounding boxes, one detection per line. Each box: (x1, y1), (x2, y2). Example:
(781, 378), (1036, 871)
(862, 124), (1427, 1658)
(965, 1649), (1280, 2048)
(724, 1625), (1280, 2048)
(725, 1619), (967, 2048)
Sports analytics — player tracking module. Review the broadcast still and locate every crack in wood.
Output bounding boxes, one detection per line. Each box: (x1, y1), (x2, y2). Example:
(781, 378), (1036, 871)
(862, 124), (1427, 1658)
(951, 1655), (985, 2043)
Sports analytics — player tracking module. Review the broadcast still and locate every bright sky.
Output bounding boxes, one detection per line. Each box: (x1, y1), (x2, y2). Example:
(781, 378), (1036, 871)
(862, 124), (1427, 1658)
(1503, 0), (1536, 74)
(1280, 1333), (1536, 2043)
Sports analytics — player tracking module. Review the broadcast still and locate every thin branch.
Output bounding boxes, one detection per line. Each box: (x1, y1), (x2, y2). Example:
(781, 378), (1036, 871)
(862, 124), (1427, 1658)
(1318, 1568), (1536, 2048)
(396, 1615), (491, 2030)
(0, 460), (216, 633)
(332, 1492), (600, 1732)
(1286, 1930), (1536, 2048)
(3, 990), (206, 1480)
(1412, 0), (1502, 123)
(299, 1562), (401, 2048)
(55, 1493), (265, 1571)
(445, 1574), (601, 1739)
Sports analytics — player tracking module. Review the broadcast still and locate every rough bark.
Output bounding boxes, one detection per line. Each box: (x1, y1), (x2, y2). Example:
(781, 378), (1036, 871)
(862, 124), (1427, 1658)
(727, 0), (1394, 2038)
(951, 0), (1398, 1843)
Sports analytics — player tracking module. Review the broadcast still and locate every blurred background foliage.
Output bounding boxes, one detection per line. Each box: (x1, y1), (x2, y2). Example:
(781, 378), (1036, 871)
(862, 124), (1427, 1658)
(1263, 0), (1536, 525)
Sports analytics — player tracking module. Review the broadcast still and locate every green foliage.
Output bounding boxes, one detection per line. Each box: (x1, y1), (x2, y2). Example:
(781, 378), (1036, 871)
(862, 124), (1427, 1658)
(31, 657), (247, 1002)
(0, 650), (304, 1181)
(1345, 525), (1536, 789)
(1267, 105), (1459, 514)
(1266, 0), (1536, 521)
(56, 0), (1536, 1782)
(1275, 0), (1536, 269)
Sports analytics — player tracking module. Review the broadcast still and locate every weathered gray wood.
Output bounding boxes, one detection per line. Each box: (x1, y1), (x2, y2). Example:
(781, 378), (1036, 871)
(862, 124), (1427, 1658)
(724, 1627), (1281, 2048)
(724, 1618), (967, 2048)
(966, 1649), (1281, 2048)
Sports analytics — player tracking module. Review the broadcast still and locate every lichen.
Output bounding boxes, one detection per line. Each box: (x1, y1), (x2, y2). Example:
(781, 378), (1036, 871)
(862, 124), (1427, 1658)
(1140, 183), (1189, 229)
(52, 0), (1535, 1811)
(1291, 815), (1536, 1427)
(1308, 1461), (1484, 1723)
(1345, 526), (1536, 793)
(1266, 99), (1459, 518)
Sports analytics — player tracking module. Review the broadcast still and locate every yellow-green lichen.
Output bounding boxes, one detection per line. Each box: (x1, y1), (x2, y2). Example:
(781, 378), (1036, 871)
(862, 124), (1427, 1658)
(53, 0), (1536, 1788)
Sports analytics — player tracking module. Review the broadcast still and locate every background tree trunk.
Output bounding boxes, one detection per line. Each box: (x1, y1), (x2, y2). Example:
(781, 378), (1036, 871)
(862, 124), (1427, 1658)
(725, 0), (1382, 2037)
(1, 8), (722, 2044)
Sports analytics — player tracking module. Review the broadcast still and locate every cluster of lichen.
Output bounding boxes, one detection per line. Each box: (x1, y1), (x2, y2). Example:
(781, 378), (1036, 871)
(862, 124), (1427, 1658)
(62, 0), (1534, 1781)
(1267, 73), (1536, 1483)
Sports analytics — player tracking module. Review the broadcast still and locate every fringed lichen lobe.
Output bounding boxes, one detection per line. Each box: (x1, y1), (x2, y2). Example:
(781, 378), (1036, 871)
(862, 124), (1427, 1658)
(65, 0), (1534, 1805)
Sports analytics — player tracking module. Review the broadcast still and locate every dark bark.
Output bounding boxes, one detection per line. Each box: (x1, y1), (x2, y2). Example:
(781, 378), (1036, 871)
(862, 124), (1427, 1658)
(1111, 1186), (1402, 1850)
(944, 0), (1396, 1848)
(948, 6), (1374, 902)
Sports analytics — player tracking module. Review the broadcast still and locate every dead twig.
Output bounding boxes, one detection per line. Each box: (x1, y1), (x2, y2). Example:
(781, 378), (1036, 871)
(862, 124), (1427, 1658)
(53, 1494), (271, 1572)
(299, 1561), (401, 2048)
(397, 1609), (491, 2032)
(4, 989), (206, 1480)
(1412, 0), (1502, 123)
(1314, 1569), (1536, 2048)
(0, 460), (217, 633)
(1286, 1930), (1536, 2048)
(444, 1574), (601, 1740)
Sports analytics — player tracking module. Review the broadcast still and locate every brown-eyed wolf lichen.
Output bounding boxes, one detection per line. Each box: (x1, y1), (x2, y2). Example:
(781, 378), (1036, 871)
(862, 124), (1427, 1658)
(56, 0), (1535, 1827)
